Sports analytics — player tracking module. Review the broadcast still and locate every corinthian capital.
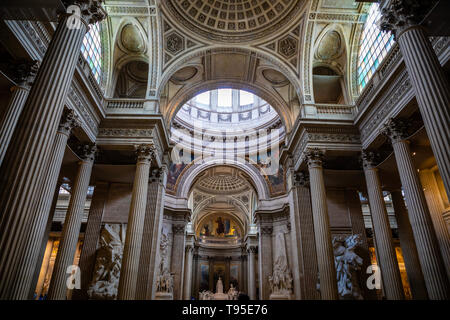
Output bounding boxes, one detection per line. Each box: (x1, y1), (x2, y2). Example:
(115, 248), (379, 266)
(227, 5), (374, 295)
(77, 142), (97, 161)
(58, 108), (80, 135)
(135, 144), (155, 163)
(11, 60), (39, 87)
(304, 148), (325, 168)
(379, 0), (437, 38)
(361, 151), (380, 170)
(381, 118), (410, 143)
(294, 171), (309, 187)
(64, 0), (107, 25)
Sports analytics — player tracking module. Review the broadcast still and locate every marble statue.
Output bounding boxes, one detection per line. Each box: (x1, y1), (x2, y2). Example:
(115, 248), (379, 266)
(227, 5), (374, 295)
(216, 276), (224, 294)
(156, 267), (173, 294)
(87, 224), (126, 300)
(155, 228), (174, 299)
(332, 234), (364, 300)
(268, 233), (293, 299)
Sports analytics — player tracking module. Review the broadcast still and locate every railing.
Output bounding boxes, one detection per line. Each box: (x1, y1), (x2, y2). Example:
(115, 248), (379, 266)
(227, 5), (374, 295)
(105, 99), (146, 109)
(301, 103), (357, 120)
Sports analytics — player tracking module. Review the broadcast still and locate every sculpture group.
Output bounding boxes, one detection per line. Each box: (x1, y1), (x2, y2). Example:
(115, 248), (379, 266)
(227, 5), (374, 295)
(87, 224), (126, 300)
(332, 234), (364, 300)
(199, 277), (240, 300)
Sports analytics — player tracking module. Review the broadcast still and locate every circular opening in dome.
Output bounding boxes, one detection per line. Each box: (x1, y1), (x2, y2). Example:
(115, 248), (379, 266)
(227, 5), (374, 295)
(170, 88), (285, 172)
(173, 88), (281, 129)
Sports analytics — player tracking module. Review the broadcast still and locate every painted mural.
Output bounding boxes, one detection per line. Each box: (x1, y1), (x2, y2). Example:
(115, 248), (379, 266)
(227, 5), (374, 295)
(197, 214), (241, 240)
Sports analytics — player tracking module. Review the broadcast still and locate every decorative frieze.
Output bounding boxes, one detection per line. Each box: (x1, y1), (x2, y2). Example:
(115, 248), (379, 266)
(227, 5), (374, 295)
(98, 128), (153, 137)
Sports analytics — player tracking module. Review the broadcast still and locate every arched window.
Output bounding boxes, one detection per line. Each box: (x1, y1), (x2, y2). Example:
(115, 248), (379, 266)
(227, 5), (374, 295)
(357, 3), (395, 91)
(81, 22), (102, 84)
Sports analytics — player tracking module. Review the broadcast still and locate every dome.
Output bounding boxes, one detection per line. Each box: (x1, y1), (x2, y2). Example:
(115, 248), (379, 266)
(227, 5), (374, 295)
(163, 0), (306, 42)
(173, 89), (280, 131)
(170, 89), (285, 161)
(197, 174), (249, 193)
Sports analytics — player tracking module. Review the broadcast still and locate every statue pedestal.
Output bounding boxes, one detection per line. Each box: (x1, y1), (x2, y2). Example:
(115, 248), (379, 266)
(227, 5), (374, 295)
(269, 293), (293, 300)
(155, 292), (173, 300)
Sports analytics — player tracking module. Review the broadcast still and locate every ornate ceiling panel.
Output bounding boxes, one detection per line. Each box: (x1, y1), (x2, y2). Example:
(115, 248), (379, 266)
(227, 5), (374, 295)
(163, 0), (306, 43)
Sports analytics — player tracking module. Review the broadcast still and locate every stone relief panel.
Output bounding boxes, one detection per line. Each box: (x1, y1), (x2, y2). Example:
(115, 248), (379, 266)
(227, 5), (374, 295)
(87, 224), (126, 300)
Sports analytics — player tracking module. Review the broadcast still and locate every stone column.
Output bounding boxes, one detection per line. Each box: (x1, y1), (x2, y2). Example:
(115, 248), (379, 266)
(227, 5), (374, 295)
(208, 257), (214, 292)
(118, 144), (154, 300)
(192, 252), (199, 298)
(419, 169), (450, 280)
(380, 0), (450, 196)
(183, 245), (194, 300)
(72, 181), (109, 300)
(382, 119), (450, 299)
(0, 61), (38, 164)
(288, 170), (320, 300)
(1, 109), (79, 299)
(345, 188), (376, 300)
(247, 245), (257, 300)
(390, 190), (428, 299)
(31, 179), (64, 299)
(35, 239), (54, 299)
(0, 1), (105, 299)
(305, 149), (337, 300)
(136, 166), (168, 300)
(171, 224), (186, 300)
(258, 225), (273, 300)
(362, 151), (404, 300)
(47, 143), (96, 300)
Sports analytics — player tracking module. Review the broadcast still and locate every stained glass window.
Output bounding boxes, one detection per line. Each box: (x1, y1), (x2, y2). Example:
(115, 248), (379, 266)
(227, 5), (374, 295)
(81, 22), (102, 83)
(357, 3), (395, 91)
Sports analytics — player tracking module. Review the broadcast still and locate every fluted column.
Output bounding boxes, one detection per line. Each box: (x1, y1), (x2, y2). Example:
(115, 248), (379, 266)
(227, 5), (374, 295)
(419, 169), (450, 280)
(287, 168), (319, 300)
(171, 224), (186, 300)
(390, 190), (428, 299)
(0, 109), (79, 299)
(247, 245), (257, 300)
(118, 144), (154, 300)
(135, 166), (168, 300)
(0, 1), (105, 299)
(382, 119), (450, 299)
(47, 143), (96, 300)
(380, 0), (450, 196)
(0, 61), (38, 164)
(183, 245), (194, 300)
(345, 188), (376, 300)
(362, 151), (404, 300)
(305, 149), (337, 300)
(257, 224), (273, 300)
(72, 181), (109, 300)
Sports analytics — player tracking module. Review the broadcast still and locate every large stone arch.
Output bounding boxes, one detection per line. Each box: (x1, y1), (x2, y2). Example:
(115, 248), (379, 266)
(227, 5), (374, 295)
(177, 159), (270, 201)
(157, 46), (303, 132)
(164, 79), (292, 132)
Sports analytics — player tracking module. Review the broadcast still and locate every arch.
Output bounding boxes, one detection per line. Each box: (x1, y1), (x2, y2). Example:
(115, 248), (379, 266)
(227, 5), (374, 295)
(177, 159), (270, 200)
(165, 80), (292, 133)
(157, 46), (303, 131)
